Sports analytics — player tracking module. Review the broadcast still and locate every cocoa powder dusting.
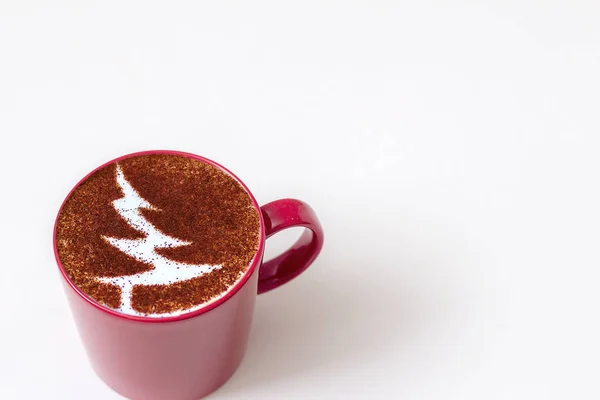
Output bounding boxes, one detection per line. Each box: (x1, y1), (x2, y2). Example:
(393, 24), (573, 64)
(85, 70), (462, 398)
(55, 154), (260, 315)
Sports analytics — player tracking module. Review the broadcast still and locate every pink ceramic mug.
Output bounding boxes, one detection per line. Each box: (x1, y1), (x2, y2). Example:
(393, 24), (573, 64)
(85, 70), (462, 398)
(53, 150), (324, 400)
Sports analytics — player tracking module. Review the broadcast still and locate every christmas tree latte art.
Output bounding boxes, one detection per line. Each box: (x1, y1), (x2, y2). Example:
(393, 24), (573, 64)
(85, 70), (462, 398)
(96, 165), (221, 316)
(55, 154), (260, 317)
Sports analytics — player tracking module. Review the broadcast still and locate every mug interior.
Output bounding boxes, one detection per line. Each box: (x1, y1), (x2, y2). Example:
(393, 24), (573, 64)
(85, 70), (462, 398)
(53, 150), (266, 323)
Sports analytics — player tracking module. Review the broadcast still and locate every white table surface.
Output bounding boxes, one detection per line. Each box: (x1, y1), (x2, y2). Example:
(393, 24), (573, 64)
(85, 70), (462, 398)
(1, 1), (599, 399)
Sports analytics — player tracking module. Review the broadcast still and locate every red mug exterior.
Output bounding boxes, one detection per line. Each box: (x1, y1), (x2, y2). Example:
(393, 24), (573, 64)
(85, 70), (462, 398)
(53, 150), (324, 400)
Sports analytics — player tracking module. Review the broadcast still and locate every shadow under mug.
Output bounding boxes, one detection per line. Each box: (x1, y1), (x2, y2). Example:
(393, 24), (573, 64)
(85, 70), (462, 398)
(53, 150), (324, 400)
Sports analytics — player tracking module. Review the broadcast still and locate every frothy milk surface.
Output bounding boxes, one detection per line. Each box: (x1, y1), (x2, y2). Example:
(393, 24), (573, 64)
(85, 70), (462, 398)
(55, 154), (261, 317)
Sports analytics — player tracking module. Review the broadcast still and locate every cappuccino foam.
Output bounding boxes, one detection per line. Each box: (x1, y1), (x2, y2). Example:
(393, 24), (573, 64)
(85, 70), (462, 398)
(55, 153), (261, 317)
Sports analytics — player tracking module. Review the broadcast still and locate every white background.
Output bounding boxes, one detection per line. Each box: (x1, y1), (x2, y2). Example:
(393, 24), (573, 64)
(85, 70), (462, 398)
(1, 1), (599, 399)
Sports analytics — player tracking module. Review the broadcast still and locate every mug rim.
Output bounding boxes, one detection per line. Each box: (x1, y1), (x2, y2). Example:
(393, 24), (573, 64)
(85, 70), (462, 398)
(53, 150), (266, 323)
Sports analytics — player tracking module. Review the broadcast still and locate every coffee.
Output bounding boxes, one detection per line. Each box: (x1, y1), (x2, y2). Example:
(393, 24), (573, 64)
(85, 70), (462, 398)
(55, 154), (261, 317)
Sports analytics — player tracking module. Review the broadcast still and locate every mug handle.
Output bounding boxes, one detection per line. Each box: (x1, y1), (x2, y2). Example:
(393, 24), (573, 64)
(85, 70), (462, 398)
(258, 199), (324, 294)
